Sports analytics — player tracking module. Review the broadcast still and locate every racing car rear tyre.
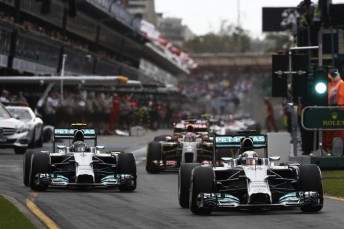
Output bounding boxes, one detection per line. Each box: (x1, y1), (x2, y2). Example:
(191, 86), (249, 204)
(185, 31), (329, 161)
(146, 142), (162, 174)
(178, 163), (200, 208)
(117, 153), (137, 191)
(29, 152), (50, 191)
(23, 151), (34, 186)
(299, 164), (323, 212)
(190, 166), (214, 214)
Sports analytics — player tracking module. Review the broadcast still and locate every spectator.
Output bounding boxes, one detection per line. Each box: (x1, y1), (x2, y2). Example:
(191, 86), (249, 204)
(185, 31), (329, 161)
(297, 0), (320, 46)
(13, 91), (28, 105)
(323, 68), (344, 154)
(45, 91), (59, 126)
(95, 92), (107, 134)
(0, 89), (10, 103)
(119, 94), (132, 131)
(264, 97), (279, 132)
(109, 93), (120, 133)
(282, 86), (293, 134)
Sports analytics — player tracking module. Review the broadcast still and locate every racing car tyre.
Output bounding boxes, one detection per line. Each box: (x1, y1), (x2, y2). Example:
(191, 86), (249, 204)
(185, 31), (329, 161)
(146, 142), (162, 174)
(190, 166), (215, 214)
(117, 153), (137, 191)
(29, 152), (50, 191)
(23, 151), (34, 186)
(178, 163), (200, 208)
(299, 164), (323, 212)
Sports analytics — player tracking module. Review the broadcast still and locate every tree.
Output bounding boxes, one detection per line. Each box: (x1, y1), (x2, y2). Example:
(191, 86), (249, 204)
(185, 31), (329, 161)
(183, 22), (251, 53)
(264, 33), (294, 52)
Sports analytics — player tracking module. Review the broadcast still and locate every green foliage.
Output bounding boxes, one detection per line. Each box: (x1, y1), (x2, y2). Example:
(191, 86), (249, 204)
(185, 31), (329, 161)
(183, 24), (251, 53)
(182, 19), (296, 54)
(264, 33), (294, 52)
(0, 196), (36, 229)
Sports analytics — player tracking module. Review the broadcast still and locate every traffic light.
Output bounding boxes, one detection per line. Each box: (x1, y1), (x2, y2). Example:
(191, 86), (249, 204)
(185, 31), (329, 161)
(307, 68), (328, 106)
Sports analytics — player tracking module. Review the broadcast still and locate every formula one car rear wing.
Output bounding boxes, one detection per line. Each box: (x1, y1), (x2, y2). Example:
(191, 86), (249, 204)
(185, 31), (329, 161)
(53, 126), (97, 153)
(214, 134), (267, 149)
(212, 132), (268, 165)
(174, 122), (209, 134)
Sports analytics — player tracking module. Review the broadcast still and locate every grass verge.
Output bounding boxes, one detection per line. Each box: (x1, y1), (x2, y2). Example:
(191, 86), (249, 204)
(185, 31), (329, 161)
(0, 195), (36, 229)
(322, 170), (344, 198)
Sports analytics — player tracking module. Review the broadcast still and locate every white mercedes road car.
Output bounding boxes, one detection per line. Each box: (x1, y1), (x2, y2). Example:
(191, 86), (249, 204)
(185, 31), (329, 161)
(0, 103), (28, 154)
(6, 105), (44, 148)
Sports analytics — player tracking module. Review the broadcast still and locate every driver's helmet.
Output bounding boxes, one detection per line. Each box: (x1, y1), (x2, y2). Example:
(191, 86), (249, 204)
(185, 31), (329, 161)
(184, 132), (196, 142)
(71, 141), (87, 152)
(241, 151), (258, 165)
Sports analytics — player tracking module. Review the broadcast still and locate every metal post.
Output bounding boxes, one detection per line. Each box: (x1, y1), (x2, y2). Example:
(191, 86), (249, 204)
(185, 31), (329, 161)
(61, 54), (67, 101)
(317, 30), (323, 156)
(290, 45), (319, 156)
(288, 50), (298, 156)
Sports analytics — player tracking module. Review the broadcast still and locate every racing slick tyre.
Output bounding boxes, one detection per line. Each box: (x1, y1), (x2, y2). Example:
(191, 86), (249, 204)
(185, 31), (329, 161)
(153, 135), (169, 142)
(190, 166), (215, 214)
(146, 142), (162, 174)
(29, 152), (50, 191)
(178, 163), (200, 208)
(14, 146), (27, 155)
(23, 151), (34, 186)
(117, 153), (137, 192)
(299, 164), (323, 212)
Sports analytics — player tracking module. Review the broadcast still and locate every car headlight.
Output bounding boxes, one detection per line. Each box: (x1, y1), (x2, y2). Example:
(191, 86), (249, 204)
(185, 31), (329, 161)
(26, 123), (34, 130)
(16, 125), (29, 133)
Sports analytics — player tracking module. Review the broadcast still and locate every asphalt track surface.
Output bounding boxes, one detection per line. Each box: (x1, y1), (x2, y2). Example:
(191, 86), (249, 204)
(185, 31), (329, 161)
(1, 129), (344, 229)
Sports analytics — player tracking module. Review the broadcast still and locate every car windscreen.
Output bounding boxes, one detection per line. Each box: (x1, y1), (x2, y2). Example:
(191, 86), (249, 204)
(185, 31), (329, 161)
(0, 104), (12, 119)
(7, 108), (32, 121)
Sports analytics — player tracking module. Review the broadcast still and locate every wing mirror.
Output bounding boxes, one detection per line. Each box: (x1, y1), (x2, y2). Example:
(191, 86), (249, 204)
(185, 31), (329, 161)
(269, 156), (280, 161)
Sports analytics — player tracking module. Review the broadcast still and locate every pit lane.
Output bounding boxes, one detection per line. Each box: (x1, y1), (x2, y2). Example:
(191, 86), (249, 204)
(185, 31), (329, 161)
(1, 129), (344, 229)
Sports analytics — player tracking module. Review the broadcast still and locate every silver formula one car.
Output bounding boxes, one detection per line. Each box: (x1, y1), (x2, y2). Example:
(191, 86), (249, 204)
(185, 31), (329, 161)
(178, 131), (323, 214)
(23, 125), (136, 191)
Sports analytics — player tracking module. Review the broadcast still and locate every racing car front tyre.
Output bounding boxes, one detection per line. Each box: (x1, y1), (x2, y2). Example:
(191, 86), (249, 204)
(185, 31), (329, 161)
(117, 153), (137, 192)
(190, 166), (215, 214)
(29, 152), (50, 191)
(299, 164), (323, 212)
(23, 151), (34, 187)
(178, 163), (200, 208)
(146, 142), (162, 174)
